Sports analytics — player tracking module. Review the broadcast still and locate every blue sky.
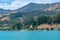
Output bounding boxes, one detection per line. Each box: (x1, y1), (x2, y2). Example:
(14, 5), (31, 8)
(0, 0), (14, 5)
(0, 0), (60, 10)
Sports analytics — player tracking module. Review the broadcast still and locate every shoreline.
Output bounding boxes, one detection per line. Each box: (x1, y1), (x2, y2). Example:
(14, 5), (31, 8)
(0, 29), (59, 31)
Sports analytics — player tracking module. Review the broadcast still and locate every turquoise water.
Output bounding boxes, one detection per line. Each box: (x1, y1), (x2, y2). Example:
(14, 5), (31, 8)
(0, 31), (60, 40)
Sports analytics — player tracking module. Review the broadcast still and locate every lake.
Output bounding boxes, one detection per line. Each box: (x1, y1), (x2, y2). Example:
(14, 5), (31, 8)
(0, 30), (60, 40)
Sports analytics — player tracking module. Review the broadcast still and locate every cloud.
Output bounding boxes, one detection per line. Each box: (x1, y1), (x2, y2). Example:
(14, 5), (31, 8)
(0, 0), (60, 10)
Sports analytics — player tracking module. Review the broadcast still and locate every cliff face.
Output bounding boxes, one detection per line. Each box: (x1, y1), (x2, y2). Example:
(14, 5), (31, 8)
(45, 4), (60, 11)
(0, 17), (10, 21)
(37, 24), (60, 30)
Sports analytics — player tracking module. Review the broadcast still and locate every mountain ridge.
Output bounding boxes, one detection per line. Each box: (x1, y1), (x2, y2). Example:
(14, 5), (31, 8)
(0, 2), (60, 14)
(0, 2), (60, 19)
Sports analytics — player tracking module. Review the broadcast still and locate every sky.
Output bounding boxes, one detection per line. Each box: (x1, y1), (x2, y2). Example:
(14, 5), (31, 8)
(0, 0), (60, 10)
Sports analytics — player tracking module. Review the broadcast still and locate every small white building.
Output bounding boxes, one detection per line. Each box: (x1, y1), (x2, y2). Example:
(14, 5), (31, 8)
(30, 25), (33, 28)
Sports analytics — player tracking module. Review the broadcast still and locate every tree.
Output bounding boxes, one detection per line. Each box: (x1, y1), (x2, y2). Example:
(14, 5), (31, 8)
(56, 12), (60, 24)
(37, 16), (47, 25)
(13, 22), (22, 30)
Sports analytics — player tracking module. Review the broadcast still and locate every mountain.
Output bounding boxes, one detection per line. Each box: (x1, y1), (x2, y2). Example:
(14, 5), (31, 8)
(0, 2), (60, 21)
(15, 3), (51, 12)
(0, 2), (60, 14)
(15, 2), (60, 12)
(0, 8), (12, 15)
(9, 2), (60, 18)
(0, 2), (60, 30)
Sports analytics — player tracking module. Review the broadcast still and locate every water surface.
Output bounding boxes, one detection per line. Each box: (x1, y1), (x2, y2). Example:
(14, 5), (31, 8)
(0, 31), (60, 40)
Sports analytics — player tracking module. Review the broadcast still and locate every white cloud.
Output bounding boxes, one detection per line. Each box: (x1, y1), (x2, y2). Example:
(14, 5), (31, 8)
(0, 0), (31, 10)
